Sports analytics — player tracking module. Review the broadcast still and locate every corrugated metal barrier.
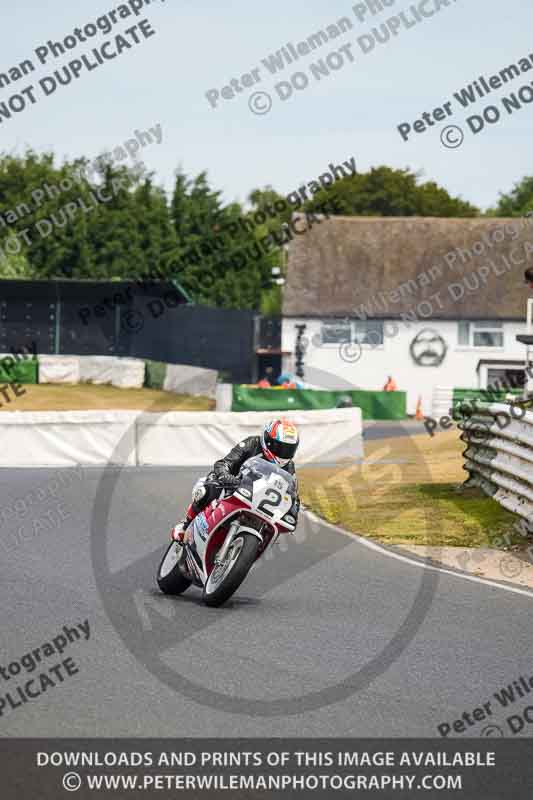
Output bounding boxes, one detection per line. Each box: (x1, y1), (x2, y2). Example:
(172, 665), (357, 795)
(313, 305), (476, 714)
(460, 402), (533, 528)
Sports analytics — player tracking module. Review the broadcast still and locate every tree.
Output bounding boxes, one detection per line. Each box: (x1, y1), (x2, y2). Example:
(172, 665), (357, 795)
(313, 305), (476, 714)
(304, 166), (478, 217)
(492, 176), (533, 216)
(0, 151), (484, 311)
(132, 177), (176, 279)
(0, 151), (95, 279)
(0, 151), (169, 280)
(0, 252), (32, 279)
(169, 170), (276, 310)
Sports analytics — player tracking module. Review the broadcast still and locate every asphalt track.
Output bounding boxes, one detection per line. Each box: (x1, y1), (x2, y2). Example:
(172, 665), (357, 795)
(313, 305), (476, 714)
(1, 465), (533, 738)
(363, 420), (428, 440)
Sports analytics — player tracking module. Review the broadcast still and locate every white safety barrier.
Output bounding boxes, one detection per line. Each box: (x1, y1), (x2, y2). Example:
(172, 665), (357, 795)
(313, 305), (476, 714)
(72, 356), (146, 388)
(111, 359), (145, 389)
(163, 364), (218, 398)
(137, 408), (362, 466)
(37, 355), (146, 388)
(38, 356), (80, 384)
(215, 383), (233, 411)
(0, 408), (362, 467)
(461, 402), (533, 527)
(36, 355), (214, 393)
(0, 411), (138, 467)
(78, 356), (116, 385)
(432, 386), (453, 419)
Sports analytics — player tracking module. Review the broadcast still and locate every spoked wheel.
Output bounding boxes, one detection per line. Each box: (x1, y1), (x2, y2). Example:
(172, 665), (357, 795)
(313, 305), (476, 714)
(202, 532), (260, 607)
(157, 541), (192, 595)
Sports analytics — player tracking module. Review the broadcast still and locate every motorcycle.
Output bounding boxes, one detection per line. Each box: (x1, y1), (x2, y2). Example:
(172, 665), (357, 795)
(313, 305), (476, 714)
(156, 456), (298, 607)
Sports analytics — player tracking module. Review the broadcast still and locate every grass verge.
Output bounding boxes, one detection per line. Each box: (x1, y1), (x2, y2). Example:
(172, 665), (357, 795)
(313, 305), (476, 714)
(299, 429), (522, 549)
(0, 383), (215, 412)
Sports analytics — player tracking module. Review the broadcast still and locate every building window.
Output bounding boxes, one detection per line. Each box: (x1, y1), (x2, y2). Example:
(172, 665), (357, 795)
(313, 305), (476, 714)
(457, 321), (504, 348)
(320, 320), (384, 346)
(354, 320), (384, 346)
(320, 322), (351, 344)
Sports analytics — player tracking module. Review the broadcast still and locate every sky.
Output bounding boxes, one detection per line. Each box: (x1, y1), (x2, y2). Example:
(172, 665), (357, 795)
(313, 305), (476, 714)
(1, 0), (531, 212)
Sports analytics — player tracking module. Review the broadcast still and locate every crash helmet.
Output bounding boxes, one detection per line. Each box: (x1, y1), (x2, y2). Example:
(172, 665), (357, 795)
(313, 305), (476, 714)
(261, 418), (299, 467)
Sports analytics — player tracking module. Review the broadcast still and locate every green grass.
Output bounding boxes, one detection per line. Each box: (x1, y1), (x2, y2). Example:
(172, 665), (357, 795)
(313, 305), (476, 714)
(299, 431), (523, 549)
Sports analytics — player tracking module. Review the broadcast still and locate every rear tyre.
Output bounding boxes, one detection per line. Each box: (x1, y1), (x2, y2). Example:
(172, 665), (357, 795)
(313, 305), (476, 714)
(157, 542), (192, 595)
(202, 533), (260, 607)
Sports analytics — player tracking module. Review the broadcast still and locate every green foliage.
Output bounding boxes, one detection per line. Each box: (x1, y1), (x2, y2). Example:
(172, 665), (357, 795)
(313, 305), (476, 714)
(260, 284), (282, 316)
(303, 166), (479, 217)
(0, 252), (32, 279)
(168, 170), (276, 310)
(0, 150), (175, 281)
(493, 176), (533, 216)
(0, 150), (514, 312)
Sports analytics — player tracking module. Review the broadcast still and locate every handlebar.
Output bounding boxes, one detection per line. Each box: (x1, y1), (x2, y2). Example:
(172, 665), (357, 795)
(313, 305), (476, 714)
(205, 477), (240, 489)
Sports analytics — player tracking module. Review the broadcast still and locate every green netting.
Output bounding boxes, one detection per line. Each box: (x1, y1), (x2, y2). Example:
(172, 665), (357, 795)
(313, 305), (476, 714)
(350, 390), (406, 420)
(453, 387), (522, 408)
(144, 360), (167, 389)
(231, 387), (406, 420)
(0, 358), (38, 384)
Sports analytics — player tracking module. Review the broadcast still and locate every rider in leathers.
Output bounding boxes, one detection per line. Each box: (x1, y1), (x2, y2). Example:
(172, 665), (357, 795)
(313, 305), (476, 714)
(172, 418), (300, 542)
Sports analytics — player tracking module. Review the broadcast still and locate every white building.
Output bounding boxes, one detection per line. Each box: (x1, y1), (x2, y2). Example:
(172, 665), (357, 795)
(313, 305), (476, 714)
(282, 215), (533, 416)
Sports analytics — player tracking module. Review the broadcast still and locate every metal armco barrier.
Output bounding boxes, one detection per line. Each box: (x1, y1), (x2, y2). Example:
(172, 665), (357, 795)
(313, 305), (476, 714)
(460, 402), (533, 527)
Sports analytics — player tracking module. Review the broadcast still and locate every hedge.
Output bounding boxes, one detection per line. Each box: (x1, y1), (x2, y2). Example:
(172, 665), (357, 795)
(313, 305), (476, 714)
(231, 387), (406, 420)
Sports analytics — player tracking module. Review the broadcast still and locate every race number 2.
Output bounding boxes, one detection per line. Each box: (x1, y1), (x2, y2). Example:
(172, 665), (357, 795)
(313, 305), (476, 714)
(257, 488), (282, 517)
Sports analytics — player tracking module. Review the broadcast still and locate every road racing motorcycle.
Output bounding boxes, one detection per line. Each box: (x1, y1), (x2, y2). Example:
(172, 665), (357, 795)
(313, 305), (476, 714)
(156, 455), (298, 607)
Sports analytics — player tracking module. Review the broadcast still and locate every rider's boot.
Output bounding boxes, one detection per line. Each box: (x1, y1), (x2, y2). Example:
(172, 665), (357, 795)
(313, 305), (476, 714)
(170, 521), (188, 544)
(170, 505), (195, 544)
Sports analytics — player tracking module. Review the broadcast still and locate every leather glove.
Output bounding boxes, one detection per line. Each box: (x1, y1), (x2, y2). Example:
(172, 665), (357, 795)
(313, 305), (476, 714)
(218, 474), (240, 489)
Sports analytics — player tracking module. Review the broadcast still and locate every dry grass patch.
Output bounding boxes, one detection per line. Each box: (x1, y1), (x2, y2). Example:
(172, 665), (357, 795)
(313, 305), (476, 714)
(0, 384), (214, 412)
(299, 429), (520, 548)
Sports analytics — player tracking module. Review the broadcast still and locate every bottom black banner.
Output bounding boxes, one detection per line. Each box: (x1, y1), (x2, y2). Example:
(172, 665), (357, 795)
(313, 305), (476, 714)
(0, 739), (528, 799)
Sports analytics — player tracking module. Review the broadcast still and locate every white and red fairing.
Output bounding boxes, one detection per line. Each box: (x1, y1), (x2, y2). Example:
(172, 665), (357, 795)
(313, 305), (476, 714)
(188, 494), (295, 582)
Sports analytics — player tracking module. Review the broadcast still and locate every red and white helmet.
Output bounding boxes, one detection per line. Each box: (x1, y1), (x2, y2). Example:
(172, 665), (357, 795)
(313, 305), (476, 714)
(261, 418), (299, 467)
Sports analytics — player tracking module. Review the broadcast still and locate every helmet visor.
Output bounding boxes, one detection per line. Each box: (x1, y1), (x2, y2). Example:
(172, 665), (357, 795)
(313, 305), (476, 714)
(267, 437), (298, 461)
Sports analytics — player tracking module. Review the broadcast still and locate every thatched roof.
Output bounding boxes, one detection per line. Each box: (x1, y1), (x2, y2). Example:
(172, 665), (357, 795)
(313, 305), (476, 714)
(283, 215), (533, 320)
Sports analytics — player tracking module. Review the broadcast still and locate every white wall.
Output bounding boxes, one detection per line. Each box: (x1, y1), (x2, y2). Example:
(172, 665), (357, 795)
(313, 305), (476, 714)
(282, 318), (529, 416)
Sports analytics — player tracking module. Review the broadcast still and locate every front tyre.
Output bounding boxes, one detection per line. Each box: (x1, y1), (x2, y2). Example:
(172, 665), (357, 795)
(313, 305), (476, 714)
(203, 533), (260, 607)
(157, 542), (192, 595)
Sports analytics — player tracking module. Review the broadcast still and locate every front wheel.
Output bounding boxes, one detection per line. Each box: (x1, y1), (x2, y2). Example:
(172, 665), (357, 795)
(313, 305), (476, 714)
(157, 542), (192, 595)
(202, 532), (260, 607)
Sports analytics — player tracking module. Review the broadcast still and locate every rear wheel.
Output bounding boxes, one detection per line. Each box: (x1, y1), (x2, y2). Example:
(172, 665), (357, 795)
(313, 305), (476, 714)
(157, 542), (191, 595)
(202, 533), (260, 607)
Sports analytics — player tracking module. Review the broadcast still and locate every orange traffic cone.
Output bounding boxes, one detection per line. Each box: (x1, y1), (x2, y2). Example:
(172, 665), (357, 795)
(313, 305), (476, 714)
(415, 396), (424, 420)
